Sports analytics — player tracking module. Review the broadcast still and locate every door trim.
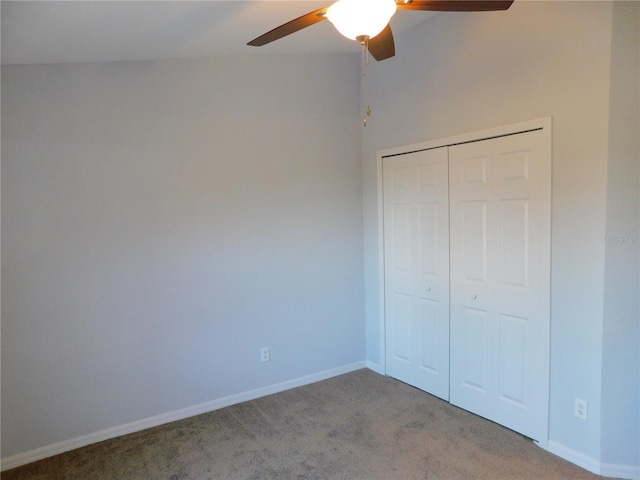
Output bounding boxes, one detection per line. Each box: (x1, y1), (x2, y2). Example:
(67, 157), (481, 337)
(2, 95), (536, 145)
(375, 117), (552, 444)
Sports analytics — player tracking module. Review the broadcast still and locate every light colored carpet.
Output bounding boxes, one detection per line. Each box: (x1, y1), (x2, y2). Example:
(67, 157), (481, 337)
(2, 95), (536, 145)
(2, 369), (604, 479)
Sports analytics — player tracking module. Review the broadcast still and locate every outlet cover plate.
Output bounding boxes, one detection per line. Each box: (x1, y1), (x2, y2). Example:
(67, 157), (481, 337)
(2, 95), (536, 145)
(575, 398), (587, 420)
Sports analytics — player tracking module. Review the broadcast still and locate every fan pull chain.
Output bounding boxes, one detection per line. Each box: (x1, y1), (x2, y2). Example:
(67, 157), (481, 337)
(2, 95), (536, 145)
(361, 38), (372, 127)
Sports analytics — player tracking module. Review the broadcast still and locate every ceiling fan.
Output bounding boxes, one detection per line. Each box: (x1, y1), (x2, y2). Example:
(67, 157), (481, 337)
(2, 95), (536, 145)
(248, 0), (515, 61)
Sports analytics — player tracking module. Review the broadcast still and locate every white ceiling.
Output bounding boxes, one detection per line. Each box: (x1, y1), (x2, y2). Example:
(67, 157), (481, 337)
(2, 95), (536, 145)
(1, 1), (437, 65)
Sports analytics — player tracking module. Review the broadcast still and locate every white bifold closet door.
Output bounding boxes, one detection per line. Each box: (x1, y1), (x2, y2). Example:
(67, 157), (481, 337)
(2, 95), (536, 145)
(383, 128), (550, 443)
(449, 130), (549, 442)
(383, 147), (450, 401)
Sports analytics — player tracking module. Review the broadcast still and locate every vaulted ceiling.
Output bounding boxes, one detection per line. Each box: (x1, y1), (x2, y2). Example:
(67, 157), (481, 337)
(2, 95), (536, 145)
(1, 1), (436, 65)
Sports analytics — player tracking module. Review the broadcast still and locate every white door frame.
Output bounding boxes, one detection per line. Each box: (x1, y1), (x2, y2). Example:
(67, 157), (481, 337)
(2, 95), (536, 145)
(375, 117), (552, 443)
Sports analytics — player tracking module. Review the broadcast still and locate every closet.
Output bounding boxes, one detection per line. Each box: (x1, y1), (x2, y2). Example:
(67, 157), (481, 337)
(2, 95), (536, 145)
(383, 124), (550, 443)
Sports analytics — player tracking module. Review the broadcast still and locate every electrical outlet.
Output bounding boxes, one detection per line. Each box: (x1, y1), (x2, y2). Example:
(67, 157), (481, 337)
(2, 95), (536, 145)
(261, 347), (270, 362)
(575, 398), (587, 420)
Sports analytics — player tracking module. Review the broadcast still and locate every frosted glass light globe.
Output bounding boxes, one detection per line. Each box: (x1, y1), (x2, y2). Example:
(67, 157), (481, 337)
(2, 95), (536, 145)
(326, 0), (397, 41)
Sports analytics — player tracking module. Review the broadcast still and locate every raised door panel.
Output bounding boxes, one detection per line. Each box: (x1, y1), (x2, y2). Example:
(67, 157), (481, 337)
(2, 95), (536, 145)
(391, 292), (412, 363)
(490, 131), (549, 441)
(384, 147), (450, 400)
(449, 140), (495, 417)
(384, 162), (414, 379)
(449, 130), (549, 442)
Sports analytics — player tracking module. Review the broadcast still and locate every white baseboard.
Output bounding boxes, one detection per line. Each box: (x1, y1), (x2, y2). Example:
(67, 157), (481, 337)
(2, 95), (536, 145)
(599, 462), (640, 480)
(545, 441), (602, 475)
(364, 360), (385, 375)
(1, 361), (367, 472)
(546, 441), (640, 480)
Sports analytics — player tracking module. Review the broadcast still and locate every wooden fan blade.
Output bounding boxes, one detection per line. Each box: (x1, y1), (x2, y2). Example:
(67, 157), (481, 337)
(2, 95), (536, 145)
(396, 0), (513, 12)
(368, 24), (395, 61)
(248, 7), (329, 46)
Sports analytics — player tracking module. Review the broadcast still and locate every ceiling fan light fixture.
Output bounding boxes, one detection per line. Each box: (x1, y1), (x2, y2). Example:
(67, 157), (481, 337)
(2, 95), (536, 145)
(326, 0), (397, 41)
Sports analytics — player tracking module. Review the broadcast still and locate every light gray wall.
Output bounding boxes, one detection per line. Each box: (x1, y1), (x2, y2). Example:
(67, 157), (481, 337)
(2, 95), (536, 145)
(601, 1), (640, 468)
(361, 0), (628, 463)
(1, 54), (364, 457)
(3, 0), (639, 471)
